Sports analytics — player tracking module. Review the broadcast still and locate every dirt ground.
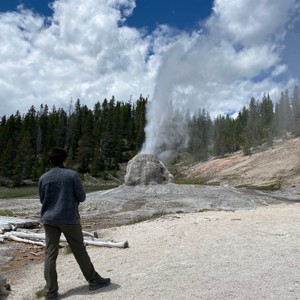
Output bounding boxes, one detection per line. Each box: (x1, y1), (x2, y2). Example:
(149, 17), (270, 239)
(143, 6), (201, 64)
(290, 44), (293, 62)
(182, 137), (300, 188)
(1, 137), (300, 299)
(5, 203), (300, 300)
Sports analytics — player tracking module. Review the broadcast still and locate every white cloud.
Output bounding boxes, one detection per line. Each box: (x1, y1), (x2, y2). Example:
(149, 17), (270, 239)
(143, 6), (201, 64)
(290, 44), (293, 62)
(0, 0), (153, 116)
(141, 0), (300, 155)
(0, 0), (299, 156)
(210, 0), (298, 45)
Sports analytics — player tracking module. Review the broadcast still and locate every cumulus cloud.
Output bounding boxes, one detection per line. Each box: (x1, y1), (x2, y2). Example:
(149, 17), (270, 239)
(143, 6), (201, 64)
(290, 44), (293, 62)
(0, 0), (299, 157)
(141, 0), (300, 155)
(0, 0), (153, 116)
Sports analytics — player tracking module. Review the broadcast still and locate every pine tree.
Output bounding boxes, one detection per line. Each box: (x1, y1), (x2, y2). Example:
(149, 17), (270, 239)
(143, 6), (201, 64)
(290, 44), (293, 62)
(0, 138), (15, 179)
(77, 105), (94, 173)
(291, 85), (300, 136)
(91, 142), (105, 176)
(275, 90), (292, 136)
(134, 95), (147, 152)
(23, 105), (38, 147)
(260, 94), (274, 144)
(235, 106), (248, 148)
(12, 132), (34, 186)
(244, 97), (263, 150)
(69, 99), (83, 164)
(0, 115), (7, 159)
(188, 108), (212, 161)
(213, 114), (236, 156)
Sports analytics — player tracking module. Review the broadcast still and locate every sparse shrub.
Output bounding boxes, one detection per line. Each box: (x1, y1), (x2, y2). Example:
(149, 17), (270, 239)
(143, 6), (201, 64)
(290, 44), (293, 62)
(130, 210), (168, 224)
(35, 288), (44, 299)
(0, 209), (14, 217)
(63, 245), (73, 255)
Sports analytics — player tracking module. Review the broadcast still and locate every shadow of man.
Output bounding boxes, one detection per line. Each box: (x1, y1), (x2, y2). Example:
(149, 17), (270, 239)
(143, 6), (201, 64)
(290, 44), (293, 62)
(59, 282), (120, 299)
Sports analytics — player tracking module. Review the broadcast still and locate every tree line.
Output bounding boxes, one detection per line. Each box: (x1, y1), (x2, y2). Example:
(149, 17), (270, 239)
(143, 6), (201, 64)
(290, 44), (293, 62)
(187, 86), (300, 160)
(0, 86), (299, 186)
(0, 96), (147, 186)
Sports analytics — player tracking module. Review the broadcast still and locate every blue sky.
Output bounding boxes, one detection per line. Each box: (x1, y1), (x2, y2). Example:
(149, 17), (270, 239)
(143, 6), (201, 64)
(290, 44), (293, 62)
(0, 0), (213, 32)
(0, 0), (300, 153)
(0, 1), (53, 15)
(126, 0), (213, 32)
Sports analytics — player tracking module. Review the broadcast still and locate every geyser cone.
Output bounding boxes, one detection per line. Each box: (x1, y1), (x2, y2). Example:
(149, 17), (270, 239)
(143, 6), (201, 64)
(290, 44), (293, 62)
(124, 154), (174, 186)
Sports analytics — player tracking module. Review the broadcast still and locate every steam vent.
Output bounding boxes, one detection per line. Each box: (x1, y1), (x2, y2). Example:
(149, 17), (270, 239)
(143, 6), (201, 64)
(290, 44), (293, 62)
(124, 154), (174, 186)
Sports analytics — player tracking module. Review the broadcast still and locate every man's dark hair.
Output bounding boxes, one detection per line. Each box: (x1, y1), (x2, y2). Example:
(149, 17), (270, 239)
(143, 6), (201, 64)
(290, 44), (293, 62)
(49, 147), (67, 166)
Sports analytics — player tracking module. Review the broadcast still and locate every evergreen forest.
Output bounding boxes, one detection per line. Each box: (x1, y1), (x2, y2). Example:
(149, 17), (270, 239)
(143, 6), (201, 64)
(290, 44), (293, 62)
(0, 85), (299, 187)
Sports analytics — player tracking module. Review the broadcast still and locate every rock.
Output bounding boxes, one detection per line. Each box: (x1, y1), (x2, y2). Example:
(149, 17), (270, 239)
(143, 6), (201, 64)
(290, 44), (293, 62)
(0, 274), (10, 298)
(124, 154), (174, 186)
(0, 217), (40, 232)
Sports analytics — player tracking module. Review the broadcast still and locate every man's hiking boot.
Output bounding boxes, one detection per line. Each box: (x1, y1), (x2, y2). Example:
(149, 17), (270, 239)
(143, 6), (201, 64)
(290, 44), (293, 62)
(89, 277), (111, 290)
(45, 293), (58, 300)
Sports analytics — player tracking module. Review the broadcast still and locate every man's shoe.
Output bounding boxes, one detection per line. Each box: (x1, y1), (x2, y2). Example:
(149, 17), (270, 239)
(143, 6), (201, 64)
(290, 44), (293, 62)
(89, 277), (111, 290)
(45, 293), (58, 300)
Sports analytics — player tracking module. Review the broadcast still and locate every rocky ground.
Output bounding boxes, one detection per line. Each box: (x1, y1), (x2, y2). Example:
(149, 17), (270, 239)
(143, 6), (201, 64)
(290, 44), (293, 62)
(0, 137), (300, 299)
(3, 203), (300, 300)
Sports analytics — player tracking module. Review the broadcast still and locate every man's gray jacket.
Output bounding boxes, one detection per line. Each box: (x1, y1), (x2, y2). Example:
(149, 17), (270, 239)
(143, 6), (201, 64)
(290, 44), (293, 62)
(38, 167), (86, 224)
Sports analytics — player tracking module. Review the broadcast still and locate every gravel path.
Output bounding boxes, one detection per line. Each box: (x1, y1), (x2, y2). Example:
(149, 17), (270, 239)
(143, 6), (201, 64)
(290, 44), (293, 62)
(6, 202), (300, 300)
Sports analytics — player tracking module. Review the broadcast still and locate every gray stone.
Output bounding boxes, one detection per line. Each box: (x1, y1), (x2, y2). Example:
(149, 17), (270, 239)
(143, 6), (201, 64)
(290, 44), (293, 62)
(124, 154), (174, 186)
(0, 273), (10, 297)
(0, 217), (40, 232)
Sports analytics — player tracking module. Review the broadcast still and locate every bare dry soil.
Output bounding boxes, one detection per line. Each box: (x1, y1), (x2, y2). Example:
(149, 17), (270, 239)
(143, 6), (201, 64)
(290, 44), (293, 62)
(1, 137), (300, 299)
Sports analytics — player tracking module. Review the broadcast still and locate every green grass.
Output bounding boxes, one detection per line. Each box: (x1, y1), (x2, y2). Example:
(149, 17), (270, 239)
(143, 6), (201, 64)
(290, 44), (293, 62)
(84, 184), (119, 193)
(198, 208), (235, 213)
(0, 209), (14, 216)
(35, 289), (44, 299)
(236, 182), (282, 191)
(130, 210), (168, 224)
(0, 184), (119, 200)
(63, 245), (73, 255)
(175, 178), (207, 185)
(0, 185), (38, 199)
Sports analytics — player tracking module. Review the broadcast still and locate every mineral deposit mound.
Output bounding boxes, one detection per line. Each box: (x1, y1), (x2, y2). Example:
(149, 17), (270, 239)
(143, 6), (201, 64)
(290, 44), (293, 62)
(124, 154), (174, 186)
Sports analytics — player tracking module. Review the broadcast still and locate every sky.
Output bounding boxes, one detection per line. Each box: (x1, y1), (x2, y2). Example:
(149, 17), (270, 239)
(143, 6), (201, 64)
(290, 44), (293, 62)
(0, 0), (300, 155)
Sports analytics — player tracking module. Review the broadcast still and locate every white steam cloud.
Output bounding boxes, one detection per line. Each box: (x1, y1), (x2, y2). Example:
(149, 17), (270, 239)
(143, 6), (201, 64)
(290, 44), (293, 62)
(0, 0), (299, 159)
(141, 0), (300, 158)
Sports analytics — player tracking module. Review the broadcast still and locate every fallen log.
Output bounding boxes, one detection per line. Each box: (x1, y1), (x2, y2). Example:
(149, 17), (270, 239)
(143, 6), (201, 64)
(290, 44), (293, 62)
(7, 231), (45, 240)
(85, 240), (129, 248)
(82, 230), (98, 238)
(4, 231), (128, 249)
(14, 230), (98, 238)
(4, 233), (45, 247)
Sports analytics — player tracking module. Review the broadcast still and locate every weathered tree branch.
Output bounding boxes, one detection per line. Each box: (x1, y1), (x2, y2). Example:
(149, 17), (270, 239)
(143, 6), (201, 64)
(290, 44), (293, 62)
(85, 239), (129, 248)
(4, 233), (45, 247)
(3, 231), (128, 249)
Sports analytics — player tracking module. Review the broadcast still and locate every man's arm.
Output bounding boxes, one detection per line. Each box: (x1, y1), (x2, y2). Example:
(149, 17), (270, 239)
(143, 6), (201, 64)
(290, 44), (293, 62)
(73, 173), (86, 203)
(38, 178), (44, 204)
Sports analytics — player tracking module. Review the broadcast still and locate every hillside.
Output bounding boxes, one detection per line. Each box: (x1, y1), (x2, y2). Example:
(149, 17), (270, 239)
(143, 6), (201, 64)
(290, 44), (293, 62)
(179, 137), (300, 189)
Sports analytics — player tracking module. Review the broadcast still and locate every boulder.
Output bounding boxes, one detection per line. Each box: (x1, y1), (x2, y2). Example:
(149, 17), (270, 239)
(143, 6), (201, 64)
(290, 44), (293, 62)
(124, 154), (174, 186)
(0, 274), (10, 298)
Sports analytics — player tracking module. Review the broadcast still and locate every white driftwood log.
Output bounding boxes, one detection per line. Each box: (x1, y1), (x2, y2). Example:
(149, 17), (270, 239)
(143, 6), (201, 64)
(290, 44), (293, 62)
(82, 230), (98, 238)
(4, 231), (128, 249)
(7, 231), (45, 240)
(85, 239), (129, 248)
(4, 233), (45, 247)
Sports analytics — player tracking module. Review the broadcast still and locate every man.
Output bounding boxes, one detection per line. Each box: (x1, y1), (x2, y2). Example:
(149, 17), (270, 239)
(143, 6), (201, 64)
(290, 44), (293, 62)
(39, 147), (110, 300)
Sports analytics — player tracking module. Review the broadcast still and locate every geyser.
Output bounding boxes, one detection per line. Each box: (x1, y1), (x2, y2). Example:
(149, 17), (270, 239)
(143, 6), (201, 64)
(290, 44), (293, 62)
(124, 154), (174, 186)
